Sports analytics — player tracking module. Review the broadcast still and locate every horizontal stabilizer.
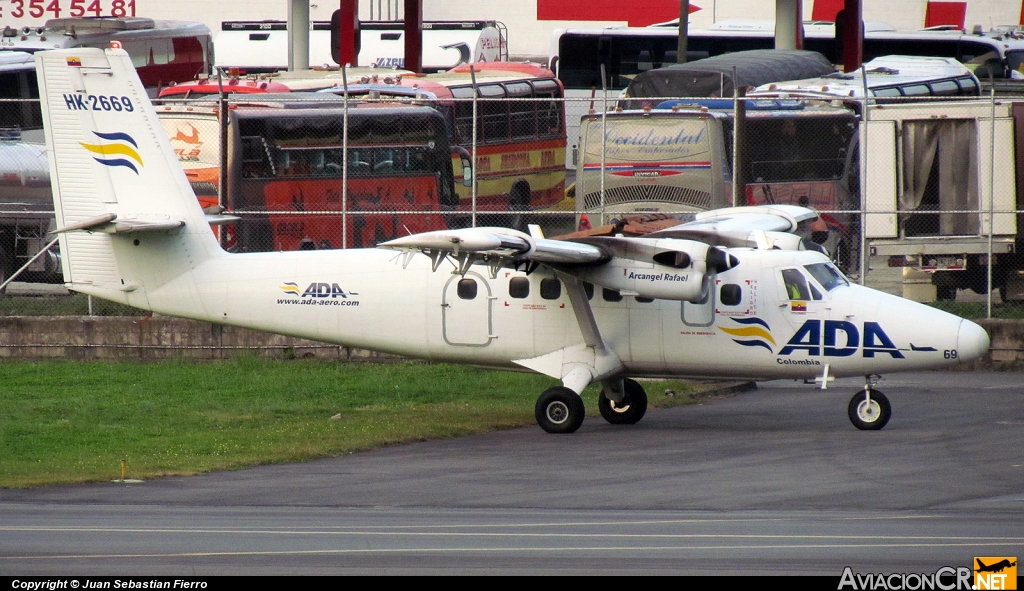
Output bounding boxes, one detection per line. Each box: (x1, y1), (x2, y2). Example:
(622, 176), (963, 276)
(51, 212), (185, 234)
(205, 214), (242, 227)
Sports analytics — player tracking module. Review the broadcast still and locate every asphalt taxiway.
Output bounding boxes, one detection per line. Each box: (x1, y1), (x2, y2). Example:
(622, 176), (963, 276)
(2, 371), (1023, 575)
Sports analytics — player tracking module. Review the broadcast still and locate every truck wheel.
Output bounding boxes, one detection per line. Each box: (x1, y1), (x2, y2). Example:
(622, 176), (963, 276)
(936, 286), (957, 301)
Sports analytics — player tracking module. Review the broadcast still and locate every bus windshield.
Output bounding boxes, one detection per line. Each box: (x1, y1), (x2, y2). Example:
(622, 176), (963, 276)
(1006, 50), (1024, 77)
(578, 113), (716, 211)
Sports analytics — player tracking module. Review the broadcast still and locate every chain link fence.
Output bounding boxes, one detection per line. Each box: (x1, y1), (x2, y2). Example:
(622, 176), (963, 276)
(1, 91), (1022, 317)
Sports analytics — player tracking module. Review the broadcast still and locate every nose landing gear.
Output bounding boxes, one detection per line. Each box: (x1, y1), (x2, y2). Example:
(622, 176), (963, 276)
(848, 379), (891, 430)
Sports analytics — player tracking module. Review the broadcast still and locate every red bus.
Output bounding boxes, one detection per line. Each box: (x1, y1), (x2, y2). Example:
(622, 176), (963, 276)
(157, 96), (466, 251)
(318, 62), (568, 220)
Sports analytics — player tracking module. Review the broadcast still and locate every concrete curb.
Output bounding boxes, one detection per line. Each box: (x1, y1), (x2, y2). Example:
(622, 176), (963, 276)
(692, 381), (759, 398)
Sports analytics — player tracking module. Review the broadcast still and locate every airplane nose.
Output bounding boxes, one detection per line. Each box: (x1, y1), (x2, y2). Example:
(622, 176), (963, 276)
(957, 320), (990, 362)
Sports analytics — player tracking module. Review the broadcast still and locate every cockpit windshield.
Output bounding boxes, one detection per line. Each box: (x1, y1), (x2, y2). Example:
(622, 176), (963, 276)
(804, 262), (849, 291)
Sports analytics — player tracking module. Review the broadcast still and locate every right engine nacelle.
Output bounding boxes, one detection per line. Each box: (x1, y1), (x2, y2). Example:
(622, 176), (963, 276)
(567, 237), (738, 302)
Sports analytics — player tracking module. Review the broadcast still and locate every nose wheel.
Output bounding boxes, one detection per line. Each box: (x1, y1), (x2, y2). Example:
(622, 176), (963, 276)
(848, 388), (891, 430)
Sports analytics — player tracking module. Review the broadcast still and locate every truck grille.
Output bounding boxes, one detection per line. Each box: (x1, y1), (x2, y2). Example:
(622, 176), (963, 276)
(582, 185), (713, 211)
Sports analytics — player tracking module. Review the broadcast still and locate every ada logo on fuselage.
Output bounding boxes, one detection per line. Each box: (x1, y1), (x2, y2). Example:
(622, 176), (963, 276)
(779, 319), (904, 359)
(278, 282), (360, 307)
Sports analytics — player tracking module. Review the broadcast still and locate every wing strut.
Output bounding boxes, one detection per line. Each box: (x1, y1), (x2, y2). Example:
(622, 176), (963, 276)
(513, 273), (624, 396)
(559, 274), (603, 350)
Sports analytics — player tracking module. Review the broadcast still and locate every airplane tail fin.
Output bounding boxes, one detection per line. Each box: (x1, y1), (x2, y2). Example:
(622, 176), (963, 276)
(36, 48), (222, 311)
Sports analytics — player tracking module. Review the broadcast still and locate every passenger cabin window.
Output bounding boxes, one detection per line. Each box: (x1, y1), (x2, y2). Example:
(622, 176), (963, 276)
(603, 288), (623, 302)
(509, 277), (530, 299)
(635, 296), (654, 303)
(457, 278), (478, 300)
(720, 284), (742, 306)
(583, 282), (594, 300)
(540, 278), (561, 300)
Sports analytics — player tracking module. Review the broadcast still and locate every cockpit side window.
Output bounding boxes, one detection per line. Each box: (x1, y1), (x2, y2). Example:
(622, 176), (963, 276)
(781, 268), (811, 300)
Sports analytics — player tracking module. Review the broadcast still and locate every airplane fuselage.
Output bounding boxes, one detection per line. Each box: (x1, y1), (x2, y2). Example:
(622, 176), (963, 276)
(91, 236), (984, 382)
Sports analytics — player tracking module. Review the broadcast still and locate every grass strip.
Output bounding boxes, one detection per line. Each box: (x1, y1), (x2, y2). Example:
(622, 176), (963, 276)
(0, 358), (707, 488)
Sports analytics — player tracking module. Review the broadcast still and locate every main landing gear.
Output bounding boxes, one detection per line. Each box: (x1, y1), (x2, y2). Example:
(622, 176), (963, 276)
(534, 378), (649, 434)
(847, 378), (891, 430)
(598, 378), (648, 425)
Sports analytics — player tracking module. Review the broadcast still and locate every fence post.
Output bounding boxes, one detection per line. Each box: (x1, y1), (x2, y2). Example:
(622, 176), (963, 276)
(342, 65), (349, 249)
(987, 81), (996, 318)
(732, 82), (745, 208)
(858, 66), (869, 285)
(599, 63), (607, 226)
(470, 65), (480, 227)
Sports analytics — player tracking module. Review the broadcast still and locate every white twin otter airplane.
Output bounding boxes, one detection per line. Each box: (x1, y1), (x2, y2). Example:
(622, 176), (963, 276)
(37, 47), (989, 434)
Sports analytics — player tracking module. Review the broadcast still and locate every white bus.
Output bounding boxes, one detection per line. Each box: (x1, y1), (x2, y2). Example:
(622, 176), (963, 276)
(750, 55), (982, 100)
(549, 23), (1017, 94)
(215, 20), (507, 73)
(0, 17), (212, 88)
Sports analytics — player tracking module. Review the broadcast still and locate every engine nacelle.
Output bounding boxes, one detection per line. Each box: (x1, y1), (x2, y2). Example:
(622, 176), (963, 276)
(567, 238), (738, 302)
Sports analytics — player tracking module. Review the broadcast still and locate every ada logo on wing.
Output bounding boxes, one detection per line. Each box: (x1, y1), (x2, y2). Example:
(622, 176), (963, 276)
(80, 131), (144, 174)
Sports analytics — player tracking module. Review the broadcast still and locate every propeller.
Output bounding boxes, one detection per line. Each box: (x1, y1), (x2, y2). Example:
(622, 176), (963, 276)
(706, 246), (740, 274)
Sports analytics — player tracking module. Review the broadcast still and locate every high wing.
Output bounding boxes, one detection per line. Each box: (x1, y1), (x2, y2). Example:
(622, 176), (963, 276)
(647, 204), (825, 250)
(379, 204), (822, 294)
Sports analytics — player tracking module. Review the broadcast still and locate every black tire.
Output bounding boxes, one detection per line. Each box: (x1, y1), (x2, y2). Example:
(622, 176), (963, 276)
(535, 386), (585, 434)
(935, 285), (957, 301)
(848, 389), (891, 431)
(598, 378), (649, 425)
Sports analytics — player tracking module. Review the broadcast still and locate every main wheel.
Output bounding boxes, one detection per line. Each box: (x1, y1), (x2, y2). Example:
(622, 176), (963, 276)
(598, 378), (649, 425)
(535, 386), (585, 434)
(848, 389), (891, 430)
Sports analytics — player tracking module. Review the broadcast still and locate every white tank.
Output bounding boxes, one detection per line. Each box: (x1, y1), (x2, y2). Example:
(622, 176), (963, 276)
(0, 138), (51, 208)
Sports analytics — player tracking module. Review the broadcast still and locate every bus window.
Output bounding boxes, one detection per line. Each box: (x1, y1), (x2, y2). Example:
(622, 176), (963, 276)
(0, 68), (41, 131)
(957, 76), (979, 93)
(901, 84), (930, 96)
(929, 79), (960, 95)
(873, 87), (903, 97)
